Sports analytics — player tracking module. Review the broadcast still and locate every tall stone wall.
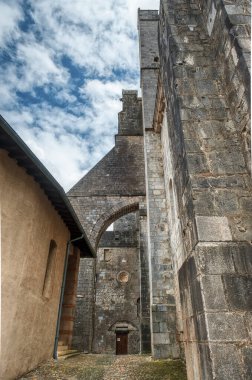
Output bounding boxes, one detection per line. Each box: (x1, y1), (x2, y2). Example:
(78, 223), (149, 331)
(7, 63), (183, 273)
(138, 10), (180, 359)
(139, 203), (152, 353)
(69, 3), (251, 378)
(69, 91), (151, 354)
(199, 0), (251, 171)
(93, 213), (140, 354)
(160, 111), (185, 345)
(94, 246), (140, 354)
(71, 258), (95, 352)
(142, 0), (252, 378)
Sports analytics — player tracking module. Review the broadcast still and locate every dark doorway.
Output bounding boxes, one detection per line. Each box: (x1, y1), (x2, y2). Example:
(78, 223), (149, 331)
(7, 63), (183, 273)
(116, 332), (128, 355)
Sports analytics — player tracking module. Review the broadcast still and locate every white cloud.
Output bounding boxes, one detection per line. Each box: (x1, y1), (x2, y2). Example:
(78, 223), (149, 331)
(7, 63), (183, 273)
(0, 1), (23, 46)
(27, 0), (159, 75)
(22, 129), (90, 187)
(0, 0), (160, 190)
(15, 41), (69, 92)
(0, 82), (16, 107)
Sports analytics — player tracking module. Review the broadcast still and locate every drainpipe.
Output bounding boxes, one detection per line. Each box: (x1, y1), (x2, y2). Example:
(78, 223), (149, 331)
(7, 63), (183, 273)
(53, 234), (84, 359)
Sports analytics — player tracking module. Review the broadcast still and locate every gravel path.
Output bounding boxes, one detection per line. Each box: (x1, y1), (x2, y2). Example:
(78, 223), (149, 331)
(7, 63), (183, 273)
(20, 354), (187, 380)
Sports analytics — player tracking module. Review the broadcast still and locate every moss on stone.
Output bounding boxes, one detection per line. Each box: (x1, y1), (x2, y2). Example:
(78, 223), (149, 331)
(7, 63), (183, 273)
(20, 354), (187, 380)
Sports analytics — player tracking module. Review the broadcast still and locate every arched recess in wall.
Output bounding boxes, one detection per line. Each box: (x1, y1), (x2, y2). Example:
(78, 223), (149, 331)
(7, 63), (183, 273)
(92, 200), (141, 250)
(42, 239), (57, 300)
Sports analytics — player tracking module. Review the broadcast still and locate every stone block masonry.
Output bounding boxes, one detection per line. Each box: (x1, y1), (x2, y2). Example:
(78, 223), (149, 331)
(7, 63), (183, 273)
(71, 258), (95, 352)
(154, 0), (251, 378)
(68, 2), (251, 379)
(138, 9), (180, 359)
(93, 214), (140, 354)
(2, 2), (250, 379)
(69, 91), (151, 354)
(68, 91), (146, 250)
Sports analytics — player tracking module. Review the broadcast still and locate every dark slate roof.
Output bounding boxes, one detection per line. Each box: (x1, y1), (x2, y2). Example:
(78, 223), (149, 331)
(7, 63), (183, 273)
(0, 115), (95, 258)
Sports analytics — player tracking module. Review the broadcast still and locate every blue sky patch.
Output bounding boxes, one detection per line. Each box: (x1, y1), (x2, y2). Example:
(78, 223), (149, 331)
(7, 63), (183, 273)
(0, 0), (159, 190)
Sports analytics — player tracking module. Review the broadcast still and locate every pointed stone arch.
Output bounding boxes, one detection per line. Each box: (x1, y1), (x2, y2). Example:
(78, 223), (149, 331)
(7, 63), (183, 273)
(67, 91), (146, 252)
(91, 198), (142, 249)
(68, 91), (151, 355)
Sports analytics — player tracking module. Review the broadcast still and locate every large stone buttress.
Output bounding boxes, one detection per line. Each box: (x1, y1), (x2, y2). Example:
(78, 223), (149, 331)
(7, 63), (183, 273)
(139, 1), (251, 379)
(138, 10), (180, 359)
(68, 2), (251, 377)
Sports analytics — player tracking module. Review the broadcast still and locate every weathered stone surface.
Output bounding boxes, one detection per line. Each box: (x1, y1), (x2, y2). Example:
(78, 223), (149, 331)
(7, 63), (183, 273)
(72, 258), (95, 352)
(242, 346), (252, 380)
(138, 9), (180, 359)
(210, 344), (243, 380)
(195, 243), (235, 275)
(92, 212), (140, 354)
(222, 275), (252, 311)
(68, 1), (251, 379)
(68, 90), (145, 249)
(198, 343), (212, 380)
(201, 275), (227, 311)
(196, 216), (232, 242)
(206, 312), (247, 341)
(232, 243), (252, 274)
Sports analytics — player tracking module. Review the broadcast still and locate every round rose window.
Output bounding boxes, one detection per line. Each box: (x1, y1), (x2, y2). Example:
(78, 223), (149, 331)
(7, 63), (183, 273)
(117, 271), (130, 283)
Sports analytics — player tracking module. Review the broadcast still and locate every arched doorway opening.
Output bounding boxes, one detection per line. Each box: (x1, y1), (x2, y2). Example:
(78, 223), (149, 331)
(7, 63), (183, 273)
(93, 211), (141, 355)
(93, 201), (140, 250)
(70, 203), (151, 355)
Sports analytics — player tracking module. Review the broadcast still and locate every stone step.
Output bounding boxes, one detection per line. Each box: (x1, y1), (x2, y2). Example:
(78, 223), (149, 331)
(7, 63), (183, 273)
(57, 351), (80, 360)
(57, 349), (79, 357)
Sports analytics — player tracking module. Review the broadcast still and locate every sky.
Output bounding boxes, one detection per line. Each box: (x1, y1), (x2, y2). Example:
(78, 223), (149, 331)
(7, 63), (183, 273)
(0, 0), (159, 191)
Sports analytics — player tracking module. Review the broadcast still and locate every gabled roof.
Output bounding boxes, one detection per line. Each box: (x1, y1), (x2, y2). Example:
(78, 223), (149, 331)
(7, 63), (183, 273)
(68, 137), (146, 197)
(0, 115), (95, 258)
(68, 90), (145, 198)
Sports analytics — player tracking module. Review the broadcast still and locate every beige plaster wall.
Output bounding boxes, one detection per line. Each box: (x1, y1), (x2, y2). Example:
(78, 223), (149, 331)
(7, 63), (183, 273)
(0, 150), (70, 380)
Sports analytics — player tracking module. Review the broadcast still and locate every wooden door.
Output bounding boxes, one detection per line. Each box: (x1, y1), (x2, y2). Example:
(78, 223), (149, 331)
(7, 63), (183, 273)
(116, 332), (128, 355)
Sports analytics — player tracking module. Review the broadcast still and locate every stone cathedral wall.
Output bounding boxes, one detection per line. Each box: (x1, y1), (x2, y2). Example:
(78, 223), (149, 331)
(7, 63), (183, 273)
(138, 1), (251, 379)
(69, 2), (250, 379)
(69, 92), (150, 355)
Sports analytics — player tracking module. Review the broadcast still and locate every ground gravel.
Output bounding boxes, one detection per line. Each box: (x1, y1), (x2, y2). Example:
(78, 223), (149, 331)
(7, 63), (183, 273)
(19, 354), (187, 380)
